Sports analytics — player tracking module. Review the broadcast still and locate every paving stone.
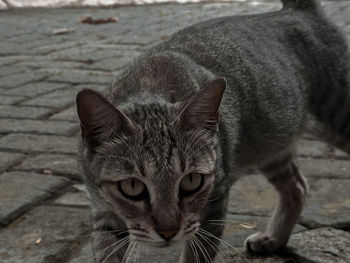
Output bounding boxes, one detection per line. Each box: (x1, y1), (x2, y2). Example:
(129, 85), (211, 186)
(0, 206), (90, 263)
(54, 190), (90, 207)
(16, 153), (81, 180)
(0, 95), (25, 105)
(0, 134), (78, 154)
(68, 241), (93, 263)
(229, 174), (350, 229)
(0, 171), (69, 225)
(47, 69), (112, 85)
(0, 105), (52, 119)
(1, 82), (68, 97)
(288, 228), (350, 263)
(0, 64), (29, 78)
(222, 214), (306, 248)
(21, 88), (77, 108)
(0, 43), (27, 56)
(83, 54), (137, 71)
(0, 152), (25, 173)
(301, 178), (350, 228)
(30, 41), (80, 56)
(49, 82), (109, 122)
(69, 239), (183, 263)
(297, 139), (348, 160)
(0, 119), (78, 135)
(114, 31), (164, 45)
(49, 45), (105, 61)
(72, 83), (109, 93)
(217, 248), (297, 263)
(69, 242), (294, 263)
(16, 60), (84, 72)
(0, 72), (47, 89)
(297, 157), (350, 179)
(50, 105), (79, 122)
(0, 55), (42, 67)
(297, 140), (326, 159)
(50, 46), (137, 64)
(228, 174), (276, 216)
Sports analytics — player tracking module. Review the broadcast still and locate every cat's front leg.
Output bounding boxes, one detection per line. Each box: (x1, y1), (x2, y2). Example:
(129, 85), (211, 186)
(180, 195), (228, 263)
(245, 158), (308, 253)
(91, 211), (130, 263)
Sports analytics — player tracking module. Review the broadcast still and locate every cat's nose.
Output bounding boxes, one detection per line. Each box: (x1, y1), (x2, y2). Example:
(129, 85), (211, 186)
(156, 229), (179, 240)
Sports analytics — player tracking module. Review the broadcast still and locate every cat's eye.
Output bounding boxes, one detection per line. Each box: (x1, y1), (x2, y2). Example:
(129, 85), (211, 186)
(180, 173), (204, 196)
(119, 178), (146, 200)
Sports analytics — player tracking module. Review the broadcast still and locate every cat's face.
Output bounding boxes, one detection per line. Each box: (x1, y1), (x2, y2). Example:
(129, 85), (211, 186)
(77, 78), (226, 248)
(96, 118), (217, 248)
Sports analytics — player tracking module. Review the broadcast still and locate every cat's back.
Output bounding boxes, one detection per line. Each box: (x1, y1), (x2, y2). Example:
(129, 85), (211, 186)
(158, 5), (338, 77)
(155, 2), (349, 167)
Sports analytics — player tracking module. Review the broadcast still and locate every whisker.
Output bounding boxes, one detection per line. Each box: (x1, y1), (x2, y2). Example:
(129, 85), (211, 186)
(208, 219), (256, 228)
(198, 228), (247, 261)
(131, 242), (139, 263)
(101, 236), (130, 263)
(193, 235), (212, 263)
(121, 242), (131, 263)
(91, 230), (129, 249)
(122, 241), (135, 263)
(196, 231), (227, 263)
(93, 229), (129, 235)
(189, 240), (200, 263)
(208, 223), (257, 230)
(93, 235), (121, 249)
(196, 232), (222, 261)
(79, 236), (128, 263)
(135, 243), (141, 263)
(126, 242), (137, 263)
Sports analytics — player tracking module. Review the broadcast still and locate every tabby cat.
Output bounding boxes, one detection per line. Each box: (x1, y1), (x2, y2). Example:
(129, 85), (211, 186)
(76, 0), (350, 262)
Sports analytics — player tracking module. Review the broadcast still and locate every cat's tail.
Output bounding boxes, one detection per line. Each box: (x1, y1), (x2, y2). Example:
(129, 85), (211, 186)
(281, 0), (320, 12)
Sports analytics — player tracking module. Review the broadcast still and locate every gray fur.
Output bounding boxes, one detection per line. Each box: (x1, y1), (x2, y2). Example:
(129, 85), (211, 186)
(76, 0), (350, 262)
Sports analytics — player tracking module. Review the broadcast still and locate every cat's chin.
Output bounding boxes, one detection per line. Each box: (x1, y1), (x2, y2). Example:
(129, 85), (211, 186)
(141, 239), (185, 251)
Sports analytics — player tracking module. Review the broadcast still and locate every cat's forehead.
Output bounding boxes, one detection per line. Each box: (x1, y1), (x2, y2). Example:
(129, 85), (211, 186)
(129, 102), (175, 124)
(138, 129), (182, 175)
(140, 151), (182, 179)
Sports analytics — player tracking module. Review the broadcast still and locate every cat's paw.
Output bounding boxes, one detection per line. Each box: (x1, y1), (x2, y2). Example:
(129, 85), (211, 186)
(244, 232), (283, 253)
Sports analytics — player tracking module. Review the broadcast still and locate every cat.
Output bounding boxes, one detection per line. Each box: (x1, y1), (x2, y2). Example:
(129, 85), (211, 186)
(76, 0), (350, 262)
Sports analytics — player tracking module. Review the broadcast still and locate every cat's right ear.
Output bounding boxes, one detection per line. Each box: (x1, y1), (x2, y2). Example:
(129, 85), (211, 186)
(76, 89), (135, 151)
(174, 77), (226, 134)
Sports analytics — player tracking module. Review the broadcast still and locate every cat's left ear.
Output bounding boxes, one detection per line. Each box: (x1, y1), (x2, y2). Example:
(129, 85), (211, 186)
(76, 89), (135, 151)
(176, 77), (226, 133)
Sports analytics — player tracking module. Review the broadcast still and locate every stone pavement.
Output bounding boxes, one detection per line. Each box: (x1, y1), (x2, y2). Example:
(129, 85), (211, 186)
(0, 1), (350, 262)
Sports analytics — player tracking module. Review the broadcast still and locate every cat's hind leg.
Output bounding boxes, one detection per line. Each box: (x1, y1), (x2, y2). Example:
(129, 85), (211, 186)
(244, 155), (308, 253)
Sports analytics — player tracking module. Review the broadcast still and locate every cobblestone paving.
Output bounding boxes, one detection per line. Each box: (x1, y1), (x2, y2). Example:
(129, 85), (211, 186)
(0, 1), (350, 263)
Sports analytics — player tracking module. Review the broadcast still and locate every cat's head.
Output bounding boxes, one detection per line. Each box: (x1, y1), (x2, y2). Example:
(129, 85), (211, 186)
(76, 78), (226, 248)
